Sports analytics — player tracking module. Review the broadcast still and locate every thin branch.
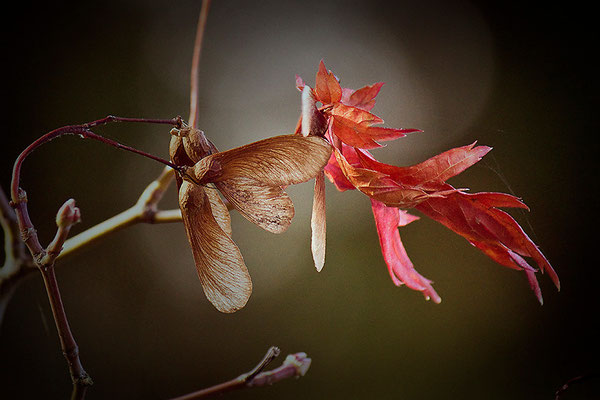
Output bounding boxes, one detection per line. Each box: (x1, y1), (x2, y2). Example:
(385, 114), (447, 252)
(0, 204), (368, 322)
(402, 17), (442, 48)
(70, 383), (89, 400)
(6, 116), (183, 387)
(58, 166), (180, 261)
(1, 185), (29, 275)
(41, 263), (92, 386)
(189, 0), (212, 129)
(11, 115), (182, 202)
(0, 165), (182, 327)
(169, 348), (312, 400)
(23, 197), (92, 386)
(555, 373), (598, 400)
(238, 346), (281, 383)
(0, 185), (33, 325)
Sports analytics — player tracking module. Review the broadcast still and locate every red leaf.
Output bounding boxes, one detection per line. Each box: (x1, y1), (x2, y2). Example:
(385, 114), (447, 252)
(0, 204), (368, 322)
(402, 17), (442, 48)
(315, 60), (342, 104)
(371, 199), (441, 303)
(329, 104), (414, 149)
(333, 147), (462, 209)
(341, 82), (385, 111)
(331, 103), (383, 125)
(299, 61), (558, 304)
(323, 152), (355, 191)
(355, 142), (491, 188)
(415, 187), (559, 303)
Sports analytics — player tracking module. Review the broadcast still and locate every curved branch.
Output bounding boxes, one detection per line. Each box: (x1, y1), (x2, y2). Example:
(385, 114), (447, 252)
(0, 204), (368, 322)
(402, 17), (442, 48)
(10, 115), (182, 204)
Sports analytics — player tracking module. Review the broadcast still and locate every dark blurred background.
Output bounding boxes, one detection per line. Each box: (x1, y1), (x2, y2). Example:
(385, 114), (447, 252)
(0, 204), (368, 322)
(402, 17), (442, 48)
(2, 1), (597, 399)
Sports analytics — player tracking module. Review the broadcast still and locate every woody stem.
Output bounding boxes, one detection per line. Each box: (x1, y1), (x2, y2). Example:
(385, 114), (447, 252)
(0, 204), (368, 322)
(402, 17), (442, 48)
(41, 263), (92, 386)
(8, 115), (183, 387)
(11, 115), (182, 202)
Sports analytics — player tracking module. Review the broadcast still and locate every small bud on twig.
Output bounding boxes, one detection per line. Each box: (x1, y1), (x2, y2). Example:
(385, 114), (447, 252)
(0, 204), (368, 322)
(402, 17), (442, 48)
(55, 199), (81, 229)
(246, 352), (312, 387)
(44, 199), (82, 265)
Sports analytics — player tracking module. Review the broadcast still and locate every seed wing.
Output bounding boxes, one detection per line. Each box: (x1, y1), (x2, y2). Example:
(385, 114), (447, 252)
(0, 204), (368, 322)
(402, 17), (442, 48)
(179, 181), (251, 313)
(192, 135), (332, 233)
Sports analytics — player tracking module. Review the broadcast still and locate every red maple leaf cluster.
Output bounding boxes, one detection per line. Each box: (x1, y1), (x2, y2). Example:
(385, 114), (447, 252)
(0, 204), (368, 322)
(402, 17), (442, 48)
(296, 61), (559, 304)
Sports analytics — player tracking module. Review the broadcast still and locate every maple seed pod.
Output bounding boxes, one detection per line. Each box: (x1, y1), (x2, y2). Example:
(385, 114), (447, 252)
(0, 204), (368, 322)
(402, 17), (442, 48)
(169, 135), (185, 165)
(190, 158), (223, 185)
(170, 126), (216, 162)
(185, 128), (216, 162)
(184, 135), (332, 234)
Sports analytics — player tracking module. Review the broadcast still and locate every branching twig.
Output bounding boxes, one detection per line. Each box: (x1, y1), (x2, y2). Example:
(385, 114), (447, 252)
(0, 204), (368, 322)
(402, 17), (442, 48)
(0, 165), (181, 321)
(58, 166), (180, 260)
(555, 373), (598, 400)
(30, 198), (92, 386)
(11, 115), (183, 201)
(6, 116), (184, 386)
(0, 186), (33, 325)
(3, 2), (312, 399)
(169, 347), (312, 400)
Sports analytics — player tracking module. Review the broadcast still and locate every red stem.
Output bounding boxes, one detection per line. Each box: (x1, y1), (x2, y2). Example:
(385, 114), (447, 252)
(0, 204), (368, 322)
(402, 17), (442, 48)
(8, 114), (182, 388)
(10, 115), (182, 204)
(41, 264), (92, 386)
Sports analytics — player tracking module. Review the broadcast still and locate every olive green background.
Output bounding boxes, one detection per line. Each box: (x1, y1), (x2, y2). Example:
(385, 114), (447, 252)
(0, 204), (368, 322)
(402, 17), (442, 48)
(2, 1), (597, 399)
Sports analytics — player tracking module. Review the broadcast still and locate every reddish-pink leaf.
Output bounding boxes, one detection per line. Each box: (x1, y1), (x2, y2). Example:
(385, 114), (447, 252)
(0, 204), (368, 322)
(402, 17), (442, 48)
(355, 142), (491, 188)
(327, 103), (416, 149)
(315, 60), (342, 104)
(341, 82), (385, 111)
(330, 118), (412, 149)
(330, 103), (384, 125)
(299, 60), (558, 304)
(415, 187), (559, 302)
(371, 199), (441, 303)
(333, 148), (461, 209)
(323, 153), (355, 191)
(330, 117), (383, 149)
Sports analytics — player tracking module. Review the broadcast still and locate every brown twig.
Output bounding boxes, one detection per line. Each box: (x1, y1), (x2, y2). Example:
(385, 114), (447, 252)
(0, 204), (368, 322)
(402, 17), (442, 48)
(11, 115), (183, 202)
(57, 166), (181, 260)
(189, 0), (211, 129)
(0, 186), (33, 325)
(169, 347), (312, 400)
(555, 373), (598, 400)
(0, 166), (181, 325)
(23, 197), (92, 386)
(7, 115), (183, 387)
